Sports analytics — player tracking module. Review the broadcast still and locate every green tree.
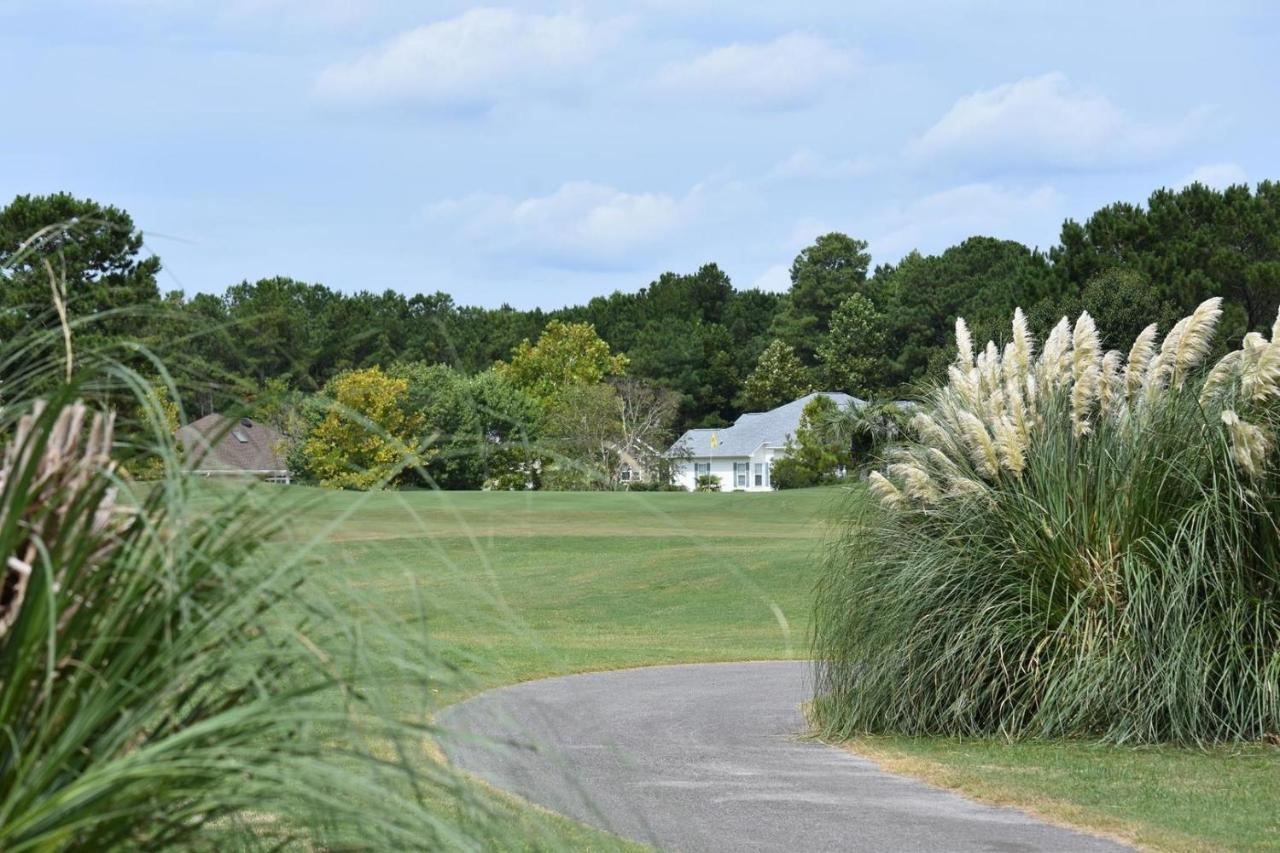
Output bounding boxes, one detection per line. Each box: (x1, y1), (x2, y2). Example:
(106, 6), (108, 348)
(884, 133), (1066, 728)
(496, 320), (627, 405)
(542, 382), (624, 490)
(0, 192), (161, 343)
(771, 233), (872, 363)
(770, 395), (844, 489)
(877, 237), (1056, 388)
(299, 366), (426, 489)
(467, 368), (544, 489)
(389, 362), (479, 490)
(384, 362), (543, 490)
(1050, 181), (1280, 342)
(813, 398), (908, 467)
(817, 293), (887, 396)
(739, 339), (812, 412)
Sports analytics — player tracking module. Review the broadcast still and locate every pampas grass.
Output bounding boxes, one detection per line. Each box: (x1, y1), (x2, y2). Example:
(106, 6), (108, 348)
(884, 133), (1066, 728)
(0, 254), (520, 849)
(813, 299), (1280, 743)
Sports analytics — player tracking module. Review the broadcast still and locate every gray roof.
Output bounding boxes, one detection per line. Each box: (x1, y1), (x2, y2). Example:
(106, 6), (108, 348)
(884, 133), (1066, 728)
(176, 414), (288, 473)
(669, 392), (862, 457)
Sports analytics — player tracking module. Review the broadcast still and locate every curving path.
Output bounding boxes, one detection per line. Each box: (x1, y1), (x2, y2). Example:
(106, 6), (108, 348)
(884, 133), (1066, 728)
(438, 661), (1126, 852)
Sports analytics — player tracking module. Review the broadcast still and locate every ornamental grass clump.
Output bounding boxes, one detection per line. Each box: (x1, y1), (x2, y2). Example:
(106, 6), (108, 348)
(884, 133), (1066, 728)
(0, 266), (519, 847)
(813, 297), (1280, 743)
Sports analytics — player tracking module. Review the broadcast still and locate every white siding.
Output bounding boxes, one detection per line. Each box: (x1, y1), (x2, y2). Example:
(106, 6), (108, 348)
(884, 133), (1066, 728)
(673, 444), (786, 492)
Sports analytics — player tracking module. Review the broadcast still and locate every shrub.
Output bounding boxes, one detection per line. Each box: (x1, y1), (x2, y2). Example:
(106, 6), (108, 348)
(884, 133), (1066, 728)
(625, 481), (686, 492)
(695, 474), (721, 492)
(813, 299), (1280, 743)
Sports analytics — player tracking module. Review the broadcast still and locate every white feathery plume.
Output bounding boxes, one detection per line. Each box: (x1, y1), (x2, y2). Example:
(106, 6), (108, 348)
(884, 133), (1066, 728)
(973, 346), (992, 405)
(1023, 371), (1039, 423)
(1039, 317), (1072, 389)
(947, 476), (988, 499)
(958, 410), (1000, 479)
(1200, 349), (1242, 407)
(1071, 363), (1100, 436)
(1169, 297), (1223, 387)
(1241, 338), (1280, 403)
(1001, 342), (1018, 385)
(991, 415), (1027, 476)
(1221, 410), (1270, 478)
(1144, 314), (1188, 402)
(985, 383), (1006, 423)
(947, 365), (982, 411)
(981, 340), (1001, 396)
(911, 412), (961, 458)
(1272, 305), (1280, 344)
(1071, 311), (1101, 384)
(889, 462), (940, 504)
(1004, 378), (1031, 444)
(1010, 307), (1034, 376)
(926, 446), (963, 477)
(954, 317), (974, 368)
(1238, 333), (1266, 398)
(1098, 350), (1122, 418)
(868, 471), (905, 509)
(1123, 323), (1159, 404)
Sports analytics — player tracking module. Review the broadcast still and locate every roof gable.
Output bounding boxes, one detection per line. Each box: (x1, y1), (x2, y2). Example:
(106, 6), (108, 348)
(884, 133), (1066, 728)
(669, 392), (862, 457)
(176, 414), (288, 473)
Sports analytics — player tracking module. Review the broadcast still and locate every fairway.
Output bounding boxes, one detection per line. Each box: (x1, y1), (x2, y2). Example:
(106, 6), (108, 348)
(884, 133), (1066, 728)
(262, 484), (1279, 851)
(280, 486), (845, 704)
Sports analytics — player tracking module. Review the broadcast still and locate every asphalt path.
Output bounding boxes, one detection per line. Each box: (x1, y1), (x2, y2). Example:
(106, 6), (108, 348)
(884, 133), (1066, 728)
(438, 661), (1128, 852)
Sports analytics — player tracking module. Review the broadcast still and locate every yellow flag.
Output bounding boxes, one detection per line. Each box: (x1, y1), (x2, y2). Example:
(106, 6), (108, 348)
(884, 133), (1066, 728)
(709, 432), (719, 448)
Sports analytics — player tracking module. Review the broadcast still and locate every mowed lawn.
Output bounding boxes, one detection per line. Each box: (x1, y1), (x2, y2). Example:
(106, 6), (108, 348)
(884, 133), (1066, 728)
(266, 485), (1278, 851)
(280, 486), (843, 703)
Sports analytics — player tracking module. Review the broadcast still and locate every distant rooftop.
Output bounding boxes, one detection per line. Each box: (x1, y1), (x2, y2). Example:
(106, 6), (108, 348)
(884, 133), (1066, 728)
(175, 414), (288, 474)
(670, 392), (862, 457)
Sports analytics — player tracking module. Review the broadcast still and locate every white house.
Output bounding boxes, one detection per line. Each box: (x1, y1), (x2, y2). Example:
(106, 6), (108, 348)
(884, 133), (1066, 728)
(668, 392), (860, 492)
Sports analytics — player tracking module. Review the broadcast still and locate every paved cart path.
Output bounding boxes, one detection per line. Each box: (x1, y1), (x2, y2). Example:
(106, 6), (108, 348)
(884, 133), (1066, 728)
(438, 661), (1126, 852)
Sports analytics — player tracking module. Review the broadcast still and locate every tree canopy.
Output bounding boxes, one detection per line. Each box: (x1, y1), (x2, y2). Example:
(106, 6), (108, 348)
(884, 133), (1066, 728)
(8, 179), (1280, 490)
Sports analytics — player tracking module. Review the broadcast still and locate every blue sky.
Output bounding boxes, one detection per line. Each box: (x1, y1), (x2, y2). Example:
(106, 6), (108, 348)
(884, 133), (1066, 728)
(2, 1), (1276, 308)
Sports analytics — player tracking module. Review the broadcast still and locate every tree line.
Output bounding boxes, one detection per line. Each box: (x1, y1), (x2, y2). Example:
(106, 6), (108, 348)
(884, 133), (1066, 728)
(2, 182), (1278, 487)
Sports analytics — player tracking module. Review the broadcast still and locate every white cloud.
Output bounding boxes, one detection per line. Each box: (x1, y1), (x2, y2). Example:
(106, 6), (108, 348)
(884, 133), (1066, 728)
(1178, 162), (1248, 189)
(871, 183), (1065, 259)
(769, 147), (872, 180)
(910, 72), (1207, 170)
(315, 8), (617, 107)
(751, 264), (791, 293)
(652, 33), (857, 109)
(426, 180), (712, 269)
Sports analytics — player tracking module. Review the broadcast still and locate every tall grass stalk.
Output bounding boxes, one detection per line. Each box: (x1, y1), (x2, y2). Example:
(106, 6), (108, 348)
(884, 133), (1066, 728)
(0, 312), (525, 848)
(814, 300), (1280, 743)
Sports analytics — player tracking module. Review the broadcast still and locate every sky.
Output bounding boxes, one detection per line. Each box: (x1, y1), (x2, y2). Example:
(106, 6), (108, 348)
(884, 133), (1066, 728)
(1, 1), (1276, 309)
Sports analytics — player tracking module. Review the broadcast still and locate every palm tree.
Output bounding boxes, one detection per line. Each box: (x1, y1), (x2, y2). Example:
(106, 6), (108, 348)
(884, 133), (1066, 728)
(816, 398), (911, 469)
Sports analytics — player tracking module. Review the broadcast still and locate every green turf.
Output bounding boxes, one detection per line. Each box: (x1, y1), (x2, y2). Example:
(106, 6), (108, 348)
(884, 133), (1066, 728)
(269, 484), (1276, 851)
(285, 487), (842, 704)
(848, 737), (1280, 851)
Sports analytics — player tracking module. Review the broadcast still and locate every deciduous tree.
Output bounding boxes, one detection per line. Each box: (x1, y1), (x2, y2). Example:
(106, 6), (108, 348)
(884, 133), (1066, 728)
(497, 320), (627, 405)
(299, 366), (426, 490)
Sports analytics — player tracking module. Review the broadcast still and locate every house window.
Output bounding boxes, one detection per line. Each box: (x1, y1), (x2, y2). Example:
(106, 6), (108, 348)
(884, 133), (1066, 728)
(734, 462), (749, 488)
(694, 462), (711, 477)
(754, 463), (763, 487)
(620, 464), (633, 482)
